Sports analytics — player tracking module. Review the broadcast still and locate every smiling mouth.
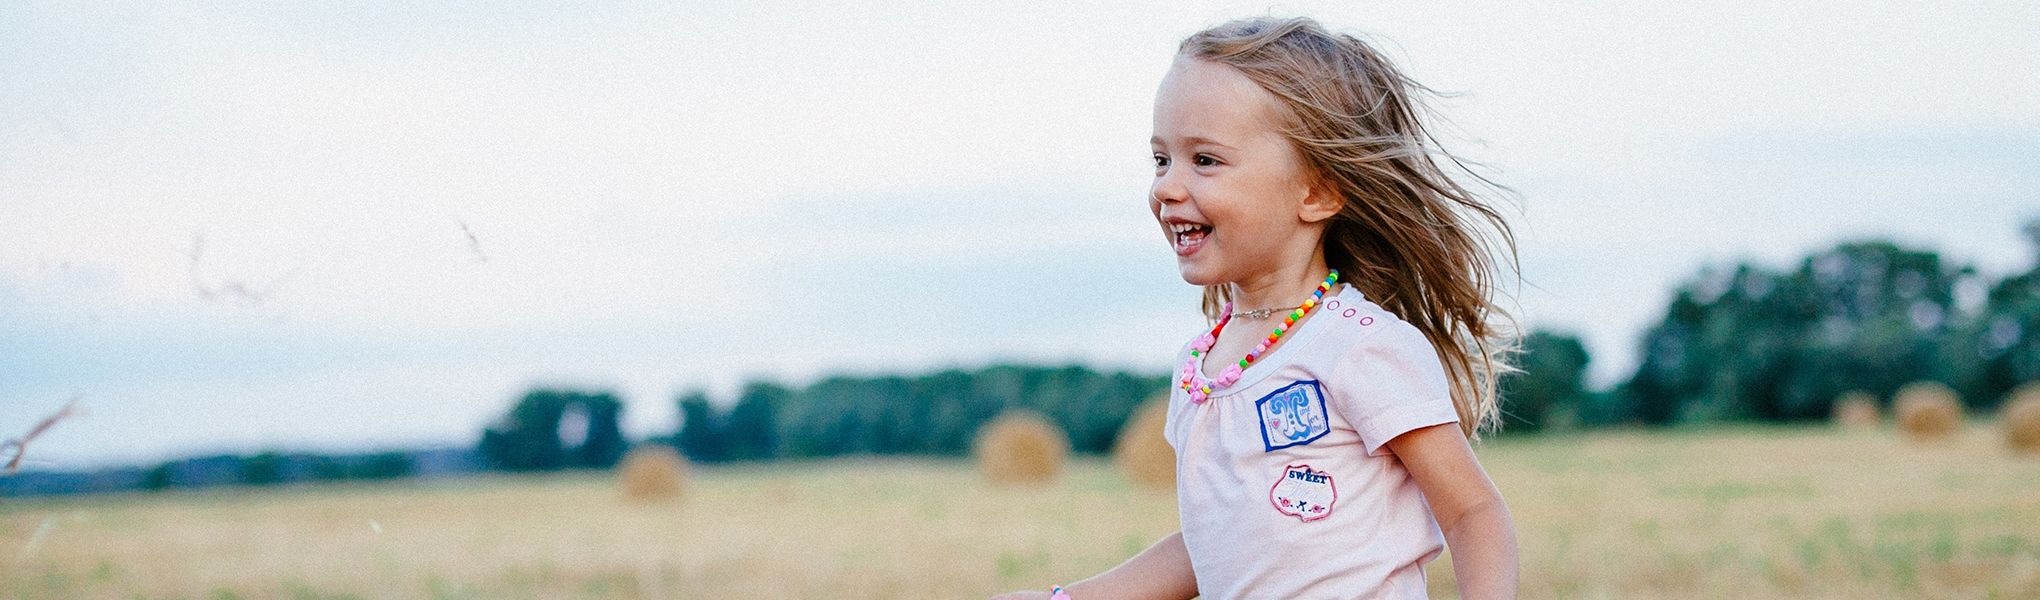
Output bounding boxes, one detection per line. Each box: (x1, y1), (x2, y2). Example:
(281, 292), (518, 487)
(1168, 222), (1212, 255)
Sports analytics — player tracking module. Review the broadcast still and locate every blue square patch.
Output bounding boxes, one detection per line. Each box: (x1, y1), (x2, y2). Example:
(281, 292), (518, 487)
(1255, 380), (1330, 452)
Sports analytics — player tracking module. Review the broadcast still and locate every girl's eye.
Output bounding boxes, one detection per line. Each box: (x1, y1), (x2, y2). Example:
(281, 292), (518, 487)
(1153, 154), (1170, 168)
(1193, 154), (1220, 167)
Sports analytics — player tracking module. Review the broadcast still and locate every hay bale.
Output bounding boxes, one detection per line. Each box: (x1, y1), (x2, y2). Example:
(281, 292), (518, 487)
(1893, 381), (1964, 441)
(1831, 390), (1881, 429)
(2002, 382), (2040, 454)
(974, 410), (1069, 485)
(1113, 397), (1175, 490)
(616, 445), (689, 500)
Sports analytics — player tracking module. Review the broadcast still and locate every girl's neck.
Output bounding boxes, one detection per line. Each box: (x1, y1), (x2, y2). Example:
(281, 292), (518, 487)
(1229, 252), (1334, 312)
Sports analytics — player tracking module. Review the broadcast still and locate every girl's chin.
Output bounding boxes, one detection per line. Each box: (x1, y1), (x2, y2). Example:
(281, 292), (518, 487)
(1175, 263), (1227, 287)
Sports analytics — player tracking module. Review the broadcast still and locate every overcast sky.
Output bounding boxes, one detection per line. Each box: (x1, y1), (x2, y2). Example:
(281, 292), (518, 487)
(5, 1), (2037, 468)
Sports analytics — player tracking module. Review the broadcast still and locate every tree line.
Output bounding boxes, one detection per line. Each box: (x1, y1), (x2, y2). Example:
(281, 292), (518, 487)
(469, 224), (2040, 466)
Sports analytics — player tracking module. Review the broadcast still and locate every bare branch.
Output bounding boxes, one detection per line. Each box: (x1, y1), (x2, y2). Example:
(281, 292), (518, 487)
(4, 396), (81, 474)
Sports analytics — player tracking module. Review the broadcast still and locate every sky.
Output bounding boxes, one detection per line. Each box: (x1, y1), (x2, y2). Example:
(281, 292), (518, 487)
(4, 1), (2037, 468)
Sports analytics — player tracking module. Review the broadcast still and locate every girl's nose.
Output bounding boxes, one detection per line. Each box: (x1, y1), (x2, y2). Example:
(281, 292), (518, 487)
(1151, 169), (1188, 205)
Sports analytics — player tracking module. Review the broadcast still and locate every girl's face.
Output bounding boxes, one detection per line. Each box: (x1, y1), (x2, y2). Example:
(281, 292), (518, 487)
(1149, 57), (1335, 288)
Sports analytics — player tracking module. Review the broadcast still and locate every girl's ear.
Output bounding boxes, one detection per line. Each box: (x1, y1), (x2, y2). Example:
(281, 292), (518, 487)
(1298, 176), (1343, 223)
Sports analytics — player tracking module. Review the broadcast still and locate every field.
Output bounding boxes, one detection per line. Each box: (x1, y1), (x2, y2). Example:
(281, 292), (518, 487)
(4, 424), (2039, 599)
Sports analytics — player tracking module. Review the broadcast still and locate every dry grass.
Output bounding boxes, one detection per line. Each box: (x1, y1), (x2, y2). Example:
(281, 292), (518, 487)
(615, 446), (688, 501)
(2003, 383), (2040, 455)
(4, 426), (2038, 599)
(974, 411), (1068, 486)
(1831, 391), (1880, 429)
(1895, 381), (1965, 441)
(1112, 397), (1175, 490)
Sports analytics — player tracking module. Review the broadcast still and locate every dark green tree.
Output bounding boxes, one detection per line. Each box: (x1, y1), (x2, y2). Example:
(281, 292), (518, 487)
(356, 452), (414, 479)
(479, 388), (624, 471)
(1624, 241), (1970, 424)
(724, 382), (788, 460)
(1499, 330), (1591, 432)
(239, 451), (285, 486)
(142, 461), (175, 491)
(573, 393), (628, 468)
(753, 364), (1166, 459)
(1955, 219), (2040, 407)
(675, 390), (724, 462)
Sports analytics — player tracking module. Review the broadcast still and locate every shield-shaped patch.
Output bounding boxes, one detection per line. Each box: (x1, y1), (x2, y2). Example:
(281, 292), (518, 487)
(1254, 380), (1330, 452)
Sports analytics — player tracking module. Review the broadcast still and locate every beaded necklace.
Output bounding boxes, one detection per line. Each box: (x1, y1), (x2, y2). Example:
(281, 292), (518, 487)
(1179, 270), (1340, 403)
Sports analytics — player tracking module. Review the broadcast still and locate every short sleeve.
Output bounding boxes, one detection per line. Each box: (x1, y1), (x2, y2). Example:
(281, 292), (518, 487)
(1162, 345), (1189, 451)
(1324, 319), (1460, 457)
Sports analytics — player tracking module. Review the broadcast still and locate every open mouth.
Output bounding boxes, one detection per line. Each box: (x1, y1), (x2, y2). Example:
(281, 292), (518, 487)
(1168, 221), (1212, 255)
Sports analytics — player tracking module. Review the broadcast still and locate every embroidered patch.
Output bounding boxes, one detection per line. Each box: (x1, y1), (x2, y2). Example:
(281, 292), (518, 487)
(1269, 463), (1338, 521)
(1255, 380), (1330, 452)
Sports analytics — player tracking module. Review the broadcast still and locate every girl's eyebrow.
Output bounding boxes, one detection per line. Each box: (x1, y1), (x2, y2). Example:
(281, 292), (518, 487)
(1151, 135), (1239, 151)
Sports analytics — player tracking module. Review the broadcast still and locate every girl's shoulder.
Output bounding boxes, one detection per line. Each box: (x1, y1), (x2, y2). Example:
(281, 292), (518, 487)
(1314, 288), (1424, 341)
(1298, 291), (1438, 367)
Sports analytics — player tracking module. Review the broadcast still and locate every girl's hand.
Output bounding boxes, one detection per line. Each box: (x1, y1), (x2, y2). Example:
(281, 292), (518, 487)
(987, 532), (1196, 600)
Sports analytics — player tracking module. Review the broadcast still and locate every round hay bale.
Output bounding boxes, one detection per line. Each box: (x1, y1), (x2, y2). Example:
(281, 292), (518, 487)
(1893, 381), (1964, 441)
(1113, 397), (1175, 490)
(974, 410), (1069, 485)
(1831, 390), (1881, 429)
(616, 445), (689, 500)
(2002, 382), (2040, 454)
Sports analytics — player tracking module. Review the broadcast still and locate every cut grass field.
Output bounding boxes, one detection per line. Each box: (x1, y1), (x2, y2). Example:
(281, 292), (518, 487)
(4, 424), (2038, 599)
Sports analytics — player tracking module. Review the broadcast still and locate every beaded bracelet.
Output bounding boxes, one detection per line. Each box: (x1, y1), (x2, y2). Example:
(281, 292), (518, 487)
(1049, 584), (1072, 600)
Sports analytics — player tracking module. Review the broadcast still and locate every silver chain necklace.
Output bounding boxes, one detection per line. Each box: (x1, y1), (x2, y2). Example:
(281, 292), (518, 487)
(1232, 306), (1290, 319)
(1233, 283), (1343, 319)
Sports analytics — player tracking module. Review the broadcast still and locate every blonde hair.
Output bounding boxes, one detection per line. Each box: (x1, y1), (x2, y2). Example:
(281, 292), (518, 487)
(1181, 16), (1522, 441)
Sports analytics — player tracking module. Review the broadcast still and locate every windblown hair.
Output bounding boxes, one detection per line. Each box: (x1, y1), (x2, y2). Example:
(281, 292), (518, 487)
(1181, 17), (1522, 441)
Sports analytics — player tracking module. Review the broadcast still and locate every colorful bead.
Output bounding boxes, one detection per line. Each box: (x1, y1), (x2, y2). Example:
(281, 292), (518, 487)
(1178, 270), (1339, 403)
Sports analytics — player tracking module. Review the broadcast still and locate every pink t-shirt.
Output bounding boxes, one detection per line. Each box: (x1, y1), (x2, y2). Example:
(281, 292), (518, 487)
(1163, 285), (1460, 599)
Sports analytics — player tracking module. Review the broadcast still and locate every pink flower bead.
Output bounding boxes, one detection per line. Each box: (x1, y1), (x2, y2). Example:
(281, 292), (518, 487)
(1192, 333), (1217, 351)
(1217, 365), (1243, 386)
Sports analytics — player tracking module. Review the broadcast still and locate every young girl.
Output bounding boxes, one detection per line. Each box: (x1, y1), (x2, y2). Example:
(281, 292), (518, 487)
(994, 16), (1521, 600)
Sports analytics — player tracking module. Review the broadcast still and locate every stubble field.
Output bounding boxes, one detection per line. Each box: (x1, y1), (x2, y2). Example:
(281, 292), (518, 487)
(4, 424), (2038, 599)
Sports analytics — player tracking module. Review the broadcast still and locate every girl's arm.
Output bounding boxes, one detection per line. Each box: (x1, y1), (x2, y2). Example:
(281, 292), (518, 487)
(989, 531), (1198, 600)
(1385, 422), (1520, 600)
